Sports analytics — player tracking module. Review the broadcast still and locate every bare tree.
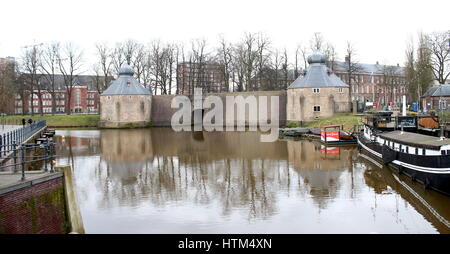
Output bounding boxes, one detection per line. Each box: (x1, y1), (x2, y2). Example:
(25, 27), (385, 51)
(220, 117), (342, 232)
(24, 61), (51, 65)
(21, 46), (42, 115)
(310, 32), (324, 52)
(0, 58), (17, 114)
(218, 36), (232, 93)
(428, 31), (450, 84)
(405, 40), (418, 102)
(111, 42), (126, 75)
(58, 43), (83, 115)
(270, 49), (281, 90)
(175, 44), (184, 94)
(231, 43), (246, 92)
(345, 41), (362, 101)
(256, 33), (270, 90)
(95, 42), (113, 93)
(282, 48), (289, 88)
(242, 33), (257, 91)
(406, 33), (434, 109)
(324, 42), (337, 70)
(40, 42), (60, 115)
(191, 38), (208, 92)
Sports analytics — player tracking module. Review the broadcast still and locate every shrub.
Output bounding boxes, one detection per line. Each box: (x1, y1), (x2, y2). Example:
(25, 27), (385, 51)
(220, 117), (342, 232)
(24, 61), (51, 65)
(287, 121), (299, 128)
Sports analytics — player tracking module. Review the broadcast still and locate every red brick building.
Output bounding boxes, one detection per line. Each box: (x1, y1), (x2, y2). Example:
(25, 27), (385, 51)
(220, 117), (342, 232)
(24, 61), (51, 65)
(15, 75), (101, 115)
(332, 60), (408, 108)
(176, 62), (227, 95)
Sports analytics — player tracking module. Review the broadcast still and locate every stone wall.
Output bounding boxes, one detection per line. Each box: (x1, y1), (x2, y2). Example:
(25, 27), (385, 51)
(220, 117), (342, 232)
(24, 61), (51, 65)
(99, 94), (152, 128)
(287, 87), (350, 122)
(151, 95), (178, 127)
(0, 177), (68, 234)
(151, 91), (287, 127)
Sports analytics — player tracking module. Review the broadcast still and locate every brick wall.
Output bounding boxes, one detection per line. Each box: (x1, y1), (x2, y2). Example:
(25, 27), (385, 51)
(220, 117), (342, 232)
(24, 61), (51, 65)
(0, 177), (68, 234)
(150, 91), (287, 127)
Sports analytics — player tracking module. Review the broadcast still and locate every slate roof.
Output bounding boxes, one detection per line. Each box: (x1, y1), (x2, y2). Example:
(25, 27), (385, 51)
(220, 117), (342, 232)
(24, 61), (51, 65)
(101, 64), (151, 96)
(288, 53), (349, 89)
(422, 84), (450, 97)
(333, 61), (405, 75)
(21, 73), (104, 91)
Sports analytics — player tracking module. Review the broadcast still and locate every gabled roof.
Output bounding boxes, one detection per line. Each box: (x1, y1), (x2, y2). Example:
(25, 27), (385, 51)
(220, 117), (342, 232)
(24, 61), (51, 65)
(288, 53), (349, 89)
(101, 64), (151, 96)
(422, 84), (450, 97)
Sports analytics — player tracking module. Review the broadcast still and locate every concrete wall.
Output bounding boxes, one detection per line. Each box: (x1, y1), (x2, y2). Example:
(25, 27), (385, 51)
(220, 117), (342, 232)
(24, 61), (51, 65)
(0, 177), (68, 234)
(100, 94), (151, 128)
(287, 87), (350, 122)
(151, 91), (287, 127)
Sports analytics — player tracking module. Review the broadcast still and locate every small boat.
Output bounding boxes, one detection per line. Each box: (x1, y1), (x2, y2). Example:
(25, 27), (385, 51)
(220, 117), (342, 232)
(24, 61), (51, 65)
(320, 125), (357, 144)
(358, 112), (450, 196)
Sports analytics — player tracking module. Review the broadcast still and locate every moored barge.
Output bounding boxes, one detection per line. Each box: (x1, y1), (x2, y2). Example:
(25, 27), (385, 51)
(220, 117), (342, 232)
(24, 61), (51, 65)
(358, 112), (450, 195)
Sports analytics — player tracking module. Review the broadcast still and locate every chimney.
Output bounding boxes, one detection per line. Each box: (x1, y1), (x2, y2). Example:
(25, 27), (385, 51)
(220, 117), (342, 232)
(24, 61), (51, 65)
(345, 55), (349, 63)
(376, 61), (379, 65)
(397, 63), (399, 67)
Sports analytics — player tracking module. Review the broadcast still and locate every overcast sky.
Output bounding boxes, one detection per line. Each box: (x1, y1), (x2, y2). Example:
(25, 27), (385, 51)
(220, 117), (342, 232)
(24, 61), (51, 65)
(0, 0), (448, 71)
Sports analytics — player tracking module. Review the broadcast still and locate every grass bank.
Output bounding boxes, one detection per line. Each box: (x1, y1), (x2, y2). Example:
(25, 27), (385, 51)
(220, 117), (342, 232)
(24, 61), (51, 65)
(301, 113), (362, 131)
(1, 114), (100, 128)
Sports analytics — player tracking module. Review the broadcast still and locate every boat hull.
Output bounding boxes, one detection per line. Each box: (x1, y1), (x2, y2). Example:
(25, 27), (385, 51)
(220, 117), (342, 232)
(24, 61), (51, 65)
(358, 135), (450, 196)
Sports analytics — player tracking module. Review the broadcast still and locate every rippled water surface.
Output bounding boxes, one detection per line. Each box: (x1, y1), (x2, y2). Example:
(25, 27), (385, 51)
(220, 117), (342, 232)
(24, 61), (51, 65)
(55, 128), (450, 233)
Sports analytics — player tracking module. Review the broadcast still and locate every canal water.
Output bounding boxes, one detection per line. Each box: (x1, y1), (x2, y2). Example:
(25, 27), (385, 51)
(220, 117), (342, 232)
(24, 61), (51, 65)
(55, 128), (450, 233)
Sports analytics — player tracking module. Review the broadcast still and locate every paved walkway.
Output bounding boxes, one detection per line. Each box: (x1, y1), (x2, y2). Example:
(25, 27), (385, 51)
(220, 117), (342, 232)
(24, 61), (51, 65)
(0, 125), (21, 136)
(0, 171), (62, 195)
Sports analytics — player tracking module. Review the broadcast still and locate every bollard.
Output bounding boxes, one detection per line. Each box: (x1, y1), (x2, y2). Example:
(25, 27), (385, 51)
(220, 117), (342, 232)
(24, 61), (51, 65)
(44, 144), (48, 172)
(21, 145), (25, 181)
(13, 141), (17, 173)
(50, 142), (55, 172)
(3, 134), (6, 156)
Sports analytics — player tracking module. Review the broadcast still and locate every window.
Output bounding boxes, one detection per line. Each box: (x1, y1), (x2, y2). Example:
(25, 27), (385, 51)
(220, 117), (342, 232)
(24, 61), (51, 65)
(313, 88), (320, 94)
(338, 88), (343, 93)
(313, 106), (321, 112)
(76, 89), (81, 105)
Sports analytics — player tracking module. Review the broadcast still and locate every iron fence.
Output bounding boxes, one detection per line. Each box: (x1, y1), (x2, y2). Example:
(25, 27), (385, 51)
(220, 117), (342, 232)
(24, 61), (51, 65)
(0, 120), (46, 159)
(0, 141), (56, 181)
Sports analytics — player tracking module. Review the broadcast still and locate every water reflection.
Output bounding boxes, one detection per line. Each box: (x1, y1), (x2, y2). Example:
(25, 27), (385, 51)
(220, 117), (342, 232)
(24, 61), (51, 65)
(55, 128), (450, 233)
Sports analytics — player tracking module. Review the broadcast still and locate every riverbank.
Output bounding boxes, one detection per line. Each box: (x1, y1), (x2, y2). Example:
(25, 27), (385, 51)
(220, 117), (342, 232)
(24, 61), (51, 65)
(1, 114), (100, 128)
(288, 113), (362, 131)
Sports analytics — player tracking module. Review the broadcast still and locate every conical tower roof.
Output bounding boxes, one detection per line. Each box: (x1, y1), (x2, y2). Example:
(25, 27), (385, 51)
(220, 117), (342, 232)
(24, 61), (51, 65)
(101, 64), (151, 95)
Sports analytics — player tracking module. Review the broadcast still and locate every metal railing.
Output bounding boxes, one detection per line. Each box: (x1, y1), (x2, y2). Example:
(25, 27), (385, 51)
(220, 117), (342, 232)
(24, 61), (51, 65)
(0, 120), (46, 159)
(0, 141), (56, 181)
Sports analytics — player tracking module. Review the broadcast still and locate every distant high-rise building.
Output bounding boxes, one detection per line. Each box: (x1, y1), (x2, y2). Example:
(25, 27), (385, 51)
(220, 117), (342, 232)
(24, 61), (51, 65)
(176, 62), (227, 95)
